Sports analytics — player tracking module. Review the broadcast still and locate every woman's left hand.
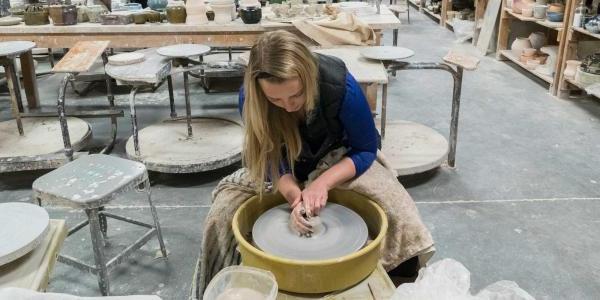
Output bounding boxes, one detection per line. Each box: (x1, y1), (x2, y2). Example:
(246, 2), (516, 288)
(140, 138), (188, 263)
(301, 181), (329, 216)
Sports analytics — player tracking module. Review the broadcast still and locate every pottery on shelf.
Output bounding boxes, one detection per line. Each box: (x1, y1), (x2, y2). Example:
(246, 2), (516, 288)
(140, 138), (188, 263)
(533, 4), (546, 19)
(522, 7), (533, 17)
(581, 53), (600, 75)
(563, 60), (581, 79)
(148, 0), (168, 11)
(211, 3), (234, 24)
(166, 1), (186, 23)
(49, 5), (77, 25)
(133, 11), (146, 23)
(547, 3), (564, 13)
(526, 59), (540, 70)
(76, 5), (88, 23)
(528, 31), (547, 50)
(575, 67), (600, 86)
(538, 45), (558, 76)
(24, 5), (49, 25)
(523, 47), (537, 56)
(206, 9), (214, 20)
(535, 0), (547, 4)
(86, 5), (107, 23)
(512, 0), (533, 14)
(240, 6), (260, 24)
(585, 18), (600, 34)
(546, 11), (563, 22)
(511, 37), (533, 56)
(186, 0), (208, 24)
(0, 16), (21, 25)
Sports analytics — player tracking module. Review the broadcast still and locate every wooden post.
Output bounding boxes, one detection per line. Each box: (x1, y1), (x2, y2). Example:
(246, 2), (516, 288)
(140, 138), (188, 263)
(441, 0), (449, 26)
(473, 0), (488, 45)
(495, 0), (510, 60)
(556, 0), (579, 98)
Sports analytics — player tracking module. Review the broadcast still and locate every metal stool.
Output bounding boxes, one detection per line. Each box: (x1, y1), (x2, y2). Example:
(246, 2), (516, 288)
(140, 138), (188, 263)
(32, 154), (168, 296)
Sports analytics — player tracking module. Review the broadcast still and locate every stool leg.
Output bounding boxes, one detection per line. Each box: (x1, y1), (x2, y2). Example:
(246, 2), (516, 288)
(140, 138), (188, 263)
(183, 71), (193, 138)
(58, 73), (75, 161)
(128, 87), (141, 156)
(86, 208), (110, 296)
(3, 59), (24, 136)
(144, 178), (167, 258)
(98, 206), (108, 240)
(167, 75), (177, 118)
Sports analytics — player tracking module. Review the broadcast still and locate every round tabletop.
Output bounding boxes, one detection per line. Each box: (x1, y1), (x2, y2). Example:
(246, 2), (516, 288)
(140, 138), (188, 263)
(0, 202), (50, 266)
(156, 44), (211, 58)
(0, 41), (36, 58)
(360, 46), (415, 61)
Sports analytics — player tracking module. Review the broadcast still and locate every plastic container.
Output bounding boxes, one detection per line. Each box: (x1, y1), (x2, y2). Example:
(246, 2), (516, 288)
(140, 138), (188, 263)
(203, 266), (278, 300)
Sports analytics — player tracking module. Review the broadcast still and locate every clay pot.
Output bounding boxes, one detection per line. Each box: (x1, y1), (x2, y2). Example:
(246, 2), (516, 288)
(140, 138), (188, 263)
(564, 60), (581, 79)
(528, 31), (547, 50)
(511, 37), (532, 56)
(166, 3), (186, 23)
(522, 7), (533, 17)
(133, 12), (146, 24)
(240, 6), (260, 24)
(533, 4), (546, 19)
(86, 5), (106, 23)
(212, 4), (233, 24)
(24, 5), (49, 25)
(186, 0), (208, 24)
(146, 10), (161, 22)
(538, 45), (558, 76)
(49, 5), (77, 26)
(206, 10), (214, 21)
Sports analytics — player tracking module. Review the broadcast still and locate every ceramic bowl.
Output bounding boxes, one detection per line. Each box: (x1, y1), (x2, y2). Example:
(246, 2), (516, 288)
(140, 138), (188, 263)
(546, 11), (563, 22)
(547, 3), (564, 13)
(523, 48), (537, 56)
(522, 7), (533, 17)
(232, 190), (387, 294)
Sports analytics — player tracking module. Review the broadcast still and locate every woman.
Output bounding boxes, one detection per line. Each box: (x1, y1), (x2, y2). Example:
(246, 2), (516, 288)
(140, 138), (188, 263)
(194, 30), (434, 297)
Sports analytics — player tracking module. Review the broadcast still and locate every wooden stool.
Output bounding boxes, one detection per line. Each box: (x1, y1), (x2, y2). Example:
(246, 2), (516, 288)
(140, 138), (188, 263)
(32, 154), (168, 296)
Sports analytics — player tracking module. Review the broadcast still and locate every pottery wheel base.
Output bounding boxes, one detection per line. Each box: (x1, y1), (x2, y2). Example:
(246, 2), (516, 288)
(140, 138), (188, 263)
(125, 117), (243, 173)
(0, 118), (91, 171)
(0, 202), (50, 266)
(252, 203), (368, 261)
(379, 120), (449, 176)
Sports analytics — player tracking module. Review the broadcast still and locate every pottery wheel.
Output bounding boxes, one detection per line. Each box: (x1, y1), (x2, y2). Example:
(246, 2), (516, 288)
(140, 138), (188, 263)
(108, 52), (146, 66)
(252, 203), (368, 261)
(0, 17), (22, 26)
(360, 46), (415, 61)
(379, 120), (449, 176)
(156, 44), (211, 58)
(125, 117), (243, 173)
(0, 118), (91, 158)
(0, 202), (50, 266)
(0, 41), (36, 57)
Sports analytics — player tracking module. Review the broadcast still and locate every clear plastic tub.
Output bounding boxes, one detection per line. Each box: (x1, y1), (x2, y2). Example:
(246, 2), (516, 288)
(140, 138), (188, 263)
(203, 266), (278, 300)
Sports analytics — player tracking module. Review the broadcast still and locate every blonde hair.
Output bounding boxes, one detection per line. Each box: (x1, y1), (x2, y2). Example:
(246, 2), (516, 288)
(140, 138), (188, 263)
(242, 30), (319, 194)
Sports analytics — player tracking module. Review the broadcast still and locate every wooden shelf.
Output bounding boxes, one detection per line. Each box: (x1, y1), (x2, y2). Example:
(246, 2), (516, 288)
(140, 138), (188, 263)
(500, 50), (554, 83)
(572, 26), (600, 40)
(408, 0), (421, 8)
(503, 8), (563, 30)
(565, 77), (585, 89)
(422, 7), (442, 21)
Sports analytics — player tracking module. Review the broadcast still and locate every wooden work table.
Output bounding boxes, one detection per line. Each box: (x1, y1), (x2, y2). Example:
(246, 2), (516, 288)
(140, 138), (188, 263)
(0, 6), (401, 48)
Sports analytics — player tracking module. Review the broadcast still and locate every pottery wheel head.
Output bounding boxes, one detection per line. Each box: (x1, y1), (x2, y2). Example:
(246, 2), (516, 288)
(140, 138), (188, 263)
(252, 203), (368, 261)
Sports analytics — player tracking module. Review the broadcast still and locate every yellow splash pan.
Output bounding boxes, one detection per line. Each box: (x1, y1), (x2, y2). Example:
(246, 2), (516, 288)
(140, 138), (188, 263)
(232, 189), (388, 294)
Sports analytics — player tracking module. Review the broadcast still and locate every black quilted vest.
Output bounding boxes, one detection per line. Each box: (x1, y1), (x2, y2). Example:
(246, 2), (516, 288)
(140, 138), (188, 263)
(292, 54), (347, 181)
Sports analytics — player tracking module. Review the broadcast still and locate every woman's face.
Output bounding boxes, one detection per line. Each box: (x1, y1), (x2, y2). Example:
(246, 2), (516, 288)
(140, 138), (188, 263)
(258, 77), (305, 113)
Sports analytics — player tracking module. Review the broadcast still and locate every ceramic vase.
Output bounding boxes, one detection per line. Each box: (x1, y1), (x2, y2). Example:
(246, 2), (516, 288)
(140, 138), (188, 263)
(24, 5), (49, 25)
(538, 45), (558, 76)
(528, 31), (547, 50)
(166, 1), (186, 23)
(563, 60), (581, 79)
(186, 0), (208, 24)
(49, 4), (78, 25)
(511, 37), (532, 56)
(86, 5), (106, 23)
(239, 6), (260, 23)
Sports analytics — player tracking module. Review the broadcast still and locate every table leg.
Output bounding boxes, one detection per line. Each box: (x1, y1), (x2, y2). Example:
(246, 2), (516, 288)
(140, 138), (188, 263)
(19, 50), (40, 109)
(448, 67), (463, 168)
(101, 52), (117, 154)
(381, 83), (388, 140)
(3, 59), (24, 135)
(183, 71), (193, 138)
(128, 87), (141, 156)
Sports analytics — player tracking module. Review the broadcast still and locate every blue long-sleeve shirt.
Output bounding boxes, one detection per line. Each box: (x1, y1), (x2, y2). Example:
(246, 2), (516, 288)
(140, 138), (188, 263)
(239, 73), (378, 178)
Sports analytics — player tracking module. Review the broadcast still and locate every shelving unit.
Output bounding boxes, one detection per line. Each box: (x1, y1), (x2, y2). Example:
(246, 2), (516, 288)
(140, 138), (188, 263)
(496, 0), (573, 95)
(557, 0), (600, 98)
(422, 5), (443, 23)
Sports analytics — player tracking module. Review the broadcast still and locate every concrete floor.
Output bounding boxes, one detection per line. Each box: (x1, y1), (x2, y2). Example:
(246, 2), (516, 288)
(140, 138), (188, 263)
(1, 11), (600, 300)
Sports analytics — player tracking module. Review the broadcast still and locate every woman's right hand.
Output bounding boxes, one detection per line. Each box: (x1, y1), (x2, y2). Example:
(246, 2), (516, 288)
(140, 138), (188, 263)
(290, 202), (313, 236)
